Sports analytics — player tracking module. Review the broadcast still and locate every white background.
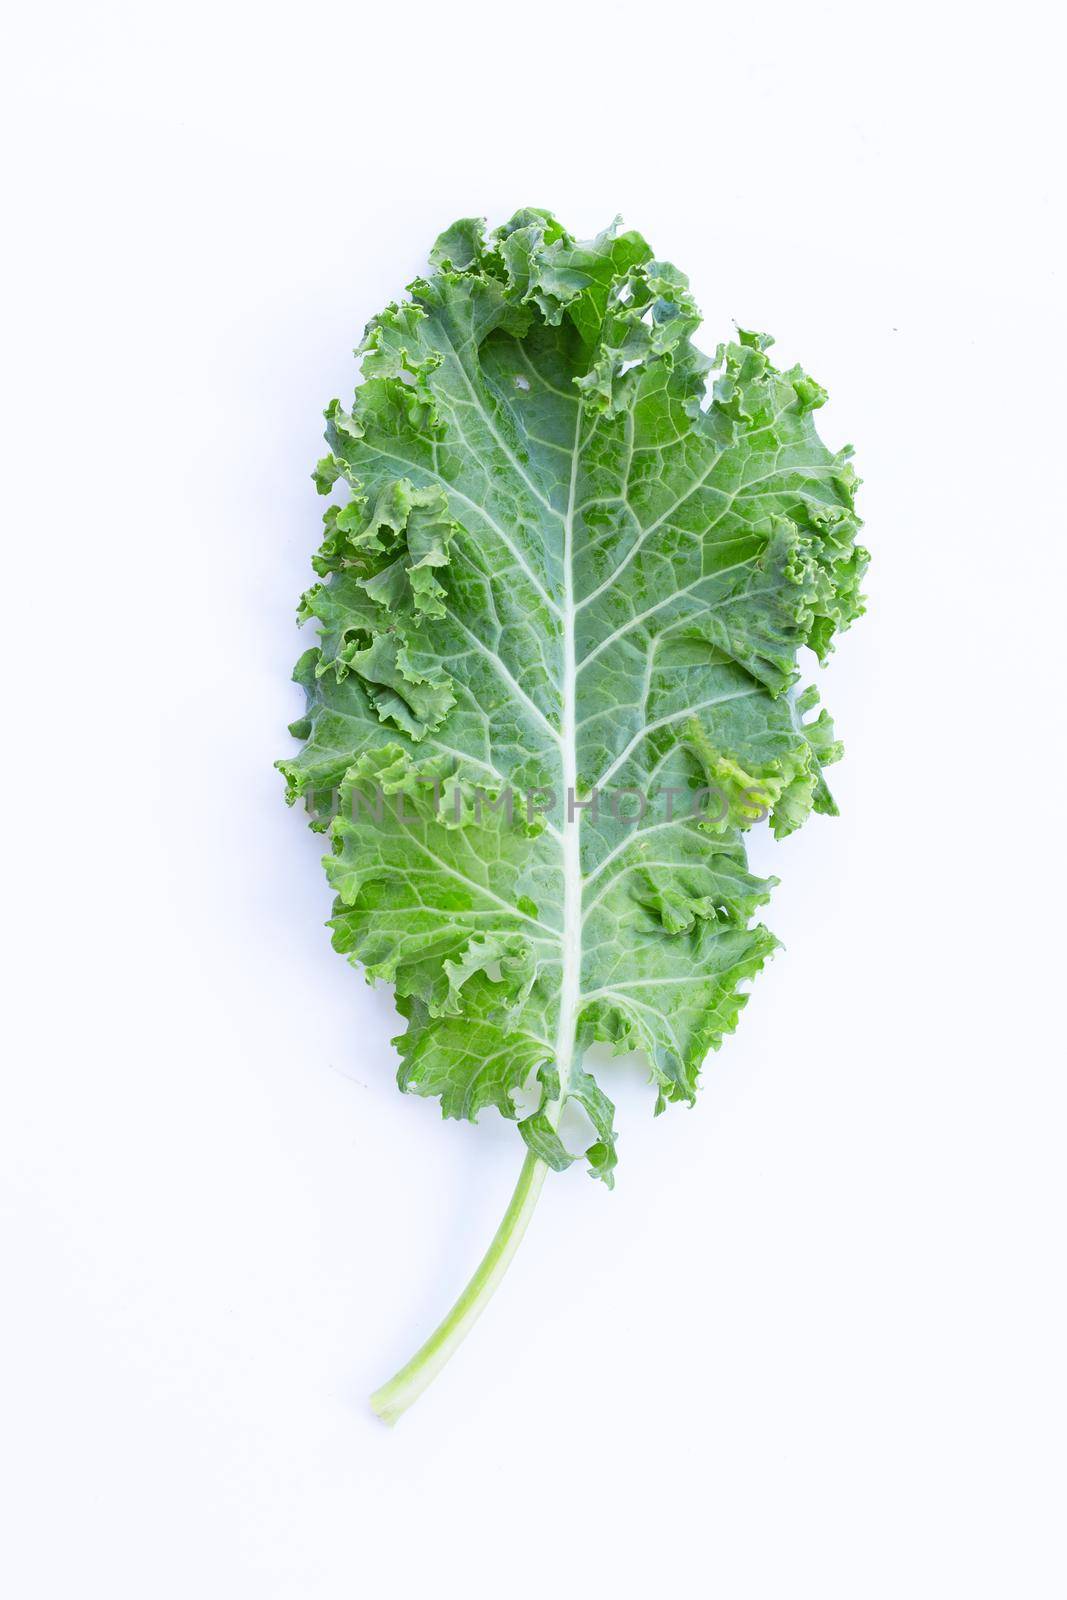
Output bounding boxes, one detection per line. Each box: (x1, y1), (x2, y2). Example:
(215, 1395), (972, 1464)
(3, 3), (1065, 1595)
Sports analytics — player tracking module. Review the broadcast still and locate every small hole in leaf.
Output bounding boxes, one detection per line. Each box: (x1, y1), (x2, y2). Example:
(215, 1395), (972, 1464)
(557, 1098), (597, 1157)
(514, 374), (530, 391)
(509, 1062), (543, 1119)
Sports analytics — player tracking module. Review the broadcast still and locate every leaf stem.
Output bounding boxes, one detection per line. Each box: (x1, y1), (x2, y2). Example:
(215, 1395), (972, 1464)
(372, 373), (586, 1427)
(369, 1150), (548, 1424)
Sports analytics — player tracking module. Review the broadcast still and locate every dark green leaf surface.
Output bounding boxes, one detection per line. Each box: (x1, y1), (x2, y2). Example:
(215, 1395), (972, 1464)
(280, 211), (867, 1186)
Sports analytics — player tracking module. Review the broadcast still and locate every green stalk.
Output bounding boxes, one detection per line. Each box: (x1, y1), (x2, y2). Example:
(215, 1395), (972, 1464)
(373, 401), (585, 1427)
(370, 1150), (548, 1424)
